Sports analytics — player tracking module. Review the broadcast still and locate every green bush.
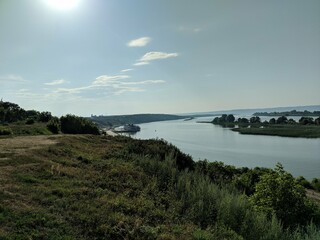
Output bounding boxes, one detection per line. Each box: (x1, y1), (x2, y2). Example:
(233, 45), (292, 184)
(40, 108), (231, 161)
(47, 117), (60, 134)
(60, 115), (99, 135)
(25, 118), (35, 125)
(0, 127), (12, 135)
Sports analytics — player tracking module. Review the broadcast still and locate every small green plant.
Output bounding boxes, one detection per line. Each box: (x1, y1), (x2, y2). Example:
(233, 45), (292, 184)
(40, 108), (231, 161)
(0, 126), (12, 135)
(25, 118), (35, 125)
(47, 117), (60, 134)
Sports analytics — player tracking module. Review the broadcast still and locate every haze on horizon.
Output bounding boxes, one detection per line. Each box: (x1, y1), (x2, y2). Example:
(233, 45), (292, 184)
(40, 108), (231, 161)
(0, 0), (319, 116)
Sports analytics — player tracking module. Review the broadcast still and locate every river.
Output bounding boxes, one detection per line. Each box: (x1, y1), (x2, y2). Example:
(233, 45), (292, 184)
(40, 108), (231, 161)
(132, 117), (320, 179)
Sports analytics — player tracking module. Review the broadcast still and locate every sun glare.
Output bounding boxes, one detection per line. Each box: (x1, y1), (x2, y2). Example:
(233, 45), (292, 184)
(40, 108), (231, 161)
(45, 0), (80, 11)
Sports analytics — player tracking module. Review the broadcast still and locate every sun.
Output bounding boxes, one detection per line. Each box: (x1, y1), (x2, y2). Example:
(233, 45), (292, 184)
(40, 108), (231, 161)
(45, 0), (80, 11)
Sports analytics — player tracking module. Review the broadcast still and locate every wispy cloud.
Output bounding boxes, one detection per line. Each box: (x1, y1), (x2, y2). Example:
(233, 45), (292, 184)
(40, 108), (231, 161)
(54, 86), (94, 94)
(127, 37), (151, 47)
(114, 86), (145, 95)
(121, 68), (134, 73)
(44, 79), (66, 86)
(0, 74), (25, 82)
(48, 74), (165, 97)
(134, 52), (179, 66)
(133, 61), (150, 66)
(93, 75), (130, 86)
(139, 52), (178, 62)
(121, 80), (165, 85)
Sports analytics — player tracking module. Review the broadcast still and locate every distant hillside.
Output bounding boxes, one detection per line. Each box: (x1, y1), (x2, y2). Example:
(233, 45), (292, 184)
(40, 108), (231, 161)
(90, 114), (186, 128)
(254, 110), (320, 117)
(184, 105), (320, 117)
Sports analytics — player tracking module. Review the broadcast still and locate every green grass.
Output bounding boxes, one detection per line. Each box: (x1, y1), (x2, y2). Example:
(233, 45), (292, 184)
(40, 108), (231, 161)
(232, 125), (320, 138)
(0, 135), (319, 239)
(8, 122), (52, 136)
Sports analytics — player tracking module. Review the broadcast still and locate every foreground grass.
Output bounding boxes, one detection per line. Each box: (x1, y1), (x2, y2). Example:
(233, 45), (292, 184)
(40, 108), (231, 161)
(232, 125), (320, 138)
(0, 135), (319, 239)
(0, 122), (52, 137)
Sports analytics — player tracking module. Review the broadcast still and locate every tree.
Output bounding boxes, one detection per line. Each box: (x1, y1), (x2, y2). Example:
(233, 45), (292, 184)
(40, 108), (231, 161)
(47, 117), (60, 134)
(299, 117), (314, 125)
(238, 118), (249, 124)
(269, 118), (276, 124)
(288, 118), (296, 124)
(212, 117), (219, 124)
(276, 116), (288, 124)
(60, 114), (100, 135)
(250, 116), (260, 124)
(250, 163), (317, 227)
(220, 114), (228, 123)
(226, 114), (235, 123)
(39, 111), (52, 122)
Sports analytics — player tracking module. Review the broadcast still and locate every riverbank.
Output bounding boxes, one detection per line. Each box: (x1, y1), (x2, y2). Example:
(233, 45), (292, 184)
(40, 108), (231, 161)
(232, 125), (320, 138)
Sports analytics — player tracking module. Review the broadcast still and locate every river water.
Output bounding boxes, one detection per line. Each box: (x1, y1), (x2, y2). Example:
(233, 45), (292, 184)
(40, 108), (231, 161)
(133, 117), (320, 179)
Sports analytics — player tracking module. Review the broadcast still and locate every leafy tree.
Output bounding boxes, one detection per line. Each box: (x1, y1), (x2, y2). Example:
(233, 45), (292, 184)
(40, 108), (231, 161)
(276, 116), (288, 124)
(299, 117), (314, 125)
(237, 118), (249, 124)
(25, 110), (39, 120)
(38, 111), (52, 122)
(288, 118), (296, 124)
(0, 101), (26, 122)
(311, 178), (320, 192)
(47, 117), (60, 134)
(220, 114), (228, 123)
(269, 118), (276, 124)
(226, 114), (235, 123)
(250, 163), (318, 228)
(212, 114), (235, 124)
(60, 115), (100, 135)
(250, 116), (260, 124)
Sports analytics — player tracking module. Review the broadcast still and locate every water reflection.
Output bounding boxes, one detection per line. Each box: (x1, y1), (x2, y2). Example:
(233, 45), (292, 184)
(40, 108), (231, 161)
(134, 117), (320, 179)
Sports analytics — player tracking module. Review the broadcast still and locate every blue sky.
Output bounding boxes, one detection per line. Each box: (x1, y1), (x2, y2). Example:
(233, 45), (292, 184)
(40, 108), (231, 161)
(0, 0), (319, 116)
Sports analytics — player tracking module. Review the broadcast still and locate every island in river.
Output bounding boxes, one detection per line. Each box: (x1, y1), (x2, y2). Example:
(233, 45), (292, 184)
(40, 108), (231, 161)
(203, 114), (320, 138)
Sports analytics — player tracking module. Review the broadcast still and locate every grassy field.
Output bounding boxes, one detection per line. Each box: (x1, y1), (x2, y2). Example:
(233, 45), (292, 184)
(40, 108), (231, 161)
(0, 134), (319, 239)
(0, 122), (52, 137)
(232, 125), (320, 138)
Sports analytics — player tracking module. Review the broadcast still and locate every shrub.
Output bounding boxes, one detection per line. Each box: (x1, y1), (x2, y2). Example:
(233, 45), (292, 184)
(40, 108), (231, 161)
(0, 127), (12, 135)
(25, 118), (35, 125)
(47, 117), (60, 134)
(60, 115), (100, 135)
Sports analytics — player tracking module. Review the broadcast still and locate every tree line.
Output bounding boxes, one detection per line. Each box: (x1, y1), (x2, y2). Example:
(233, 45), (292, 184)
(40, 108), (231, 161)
(0, 101), (99, 135)
(212, 114), (320, 125)
(254, 110), (320, 117)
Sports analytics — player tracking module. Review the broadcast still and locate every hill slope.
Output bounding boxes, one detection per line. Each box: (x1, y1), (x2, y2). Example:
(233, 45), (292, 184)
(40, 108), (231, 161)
(1, 134), (319, 239)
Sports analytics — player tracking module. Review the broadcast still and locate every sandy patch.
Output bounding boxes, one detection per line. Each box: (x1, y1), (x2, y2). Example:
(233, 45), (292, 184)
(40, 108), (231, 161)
(0, 135), (59, 155)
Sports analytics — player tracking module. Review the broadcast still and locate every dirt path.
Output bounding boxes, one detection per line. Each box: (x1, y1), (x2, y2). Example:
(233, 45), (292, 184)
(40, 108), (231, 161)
(306, 189), (320, 204)
(0, 135), (59, 156)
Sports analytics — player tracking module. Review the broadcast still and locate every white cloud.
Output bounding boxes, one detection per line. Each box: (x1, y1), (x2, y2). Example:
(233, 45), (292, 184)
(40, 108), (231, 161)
(133, 61), (150, 66)
(127, 37), (151, 47)
(0, 74), (25, 82)
(114, 86), (145, 95)
(121, 80), (165, 85)
(93, 75), (130, 86)
(139, 52), (178, 62)
(54, 85), (94, 94)
(44, 79), (66, 86)
(47, 74), (164, 97)
(121, 68), (134, 72)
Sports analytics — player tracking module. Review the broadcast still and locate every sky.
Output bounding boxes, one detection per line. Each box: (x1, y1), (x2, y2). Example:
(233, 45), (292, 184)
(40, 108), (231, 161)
(0, 0), (319, 116)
